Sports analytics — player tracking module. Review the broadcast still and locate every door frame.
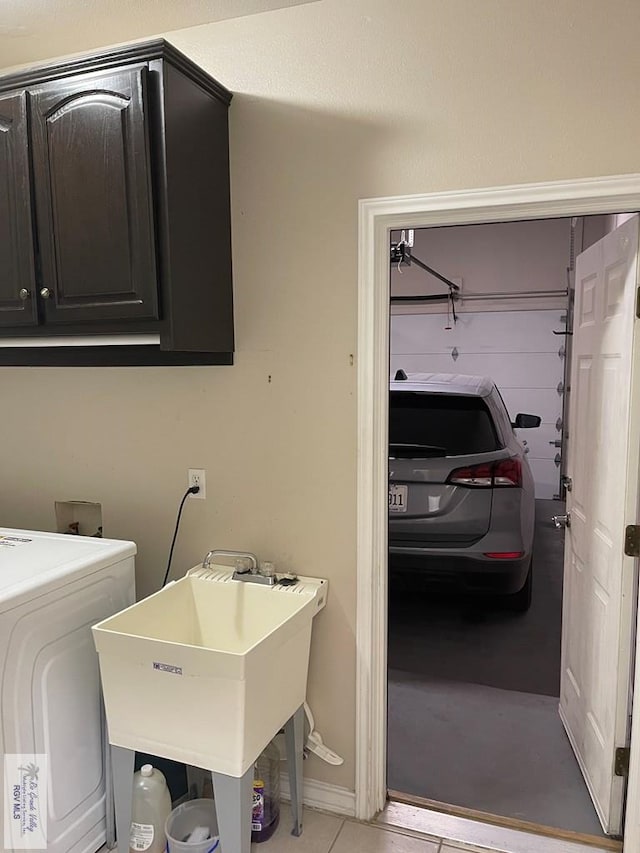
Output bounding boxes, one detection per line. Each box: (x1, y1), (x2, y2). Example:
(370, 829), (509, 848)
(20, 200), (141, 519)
(355, 173), (640, 847)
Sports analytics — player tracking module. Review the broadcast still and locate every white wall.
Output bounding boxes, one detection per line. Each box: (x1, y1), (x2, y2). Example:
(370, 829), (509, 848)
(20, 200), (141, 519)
(2, 0), (640, 795)
(0, 0), (317, 68)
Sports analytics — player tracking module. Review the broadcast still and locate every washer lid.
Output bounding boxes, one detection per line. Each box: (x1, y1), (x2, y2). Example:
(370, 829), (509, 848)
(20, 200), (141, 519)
(0, 528), (136, 601)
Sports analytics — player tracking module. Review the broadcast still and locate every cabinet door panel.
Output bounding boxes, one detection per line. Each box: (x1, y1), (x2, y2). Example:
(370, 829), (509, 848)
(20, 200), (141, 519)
(0, 91), (38, 327)
(30, 65), (158, 324)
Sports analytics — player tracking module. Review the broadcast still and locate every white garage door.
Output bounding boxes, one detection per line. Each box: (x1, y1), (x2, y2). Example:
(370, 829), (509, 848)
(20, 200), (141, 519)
(390, 310), (567, 499)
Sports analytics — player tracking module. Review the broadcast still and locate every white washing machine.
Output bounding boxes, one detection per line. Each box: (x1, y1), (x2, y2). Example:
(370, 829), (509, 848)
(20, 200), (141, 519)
(0, 528), (136, 853)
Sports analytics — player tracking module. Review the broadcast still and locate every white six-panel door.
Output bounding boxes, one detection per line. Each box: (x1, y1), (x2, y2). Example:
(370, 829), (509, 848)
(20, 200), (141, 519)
(560, 215), (640, 834)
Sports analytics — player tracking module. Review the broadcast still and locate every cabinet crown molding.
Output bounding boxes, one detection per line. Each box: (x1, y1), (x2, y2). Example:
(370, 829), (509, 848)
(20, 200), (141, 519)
(0, 39), (233, 105)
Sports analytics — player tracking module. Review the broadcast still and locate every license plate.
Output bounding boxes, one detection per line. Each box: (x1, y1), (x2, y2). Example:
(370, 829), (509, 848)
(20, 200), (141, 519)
(389, 484), (408, 513)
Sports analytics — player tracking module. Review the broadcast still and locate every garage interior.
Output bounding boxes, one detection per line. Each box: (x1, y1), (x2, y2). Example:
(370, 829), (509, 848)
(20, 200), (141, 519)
(386, 215), (633, 839)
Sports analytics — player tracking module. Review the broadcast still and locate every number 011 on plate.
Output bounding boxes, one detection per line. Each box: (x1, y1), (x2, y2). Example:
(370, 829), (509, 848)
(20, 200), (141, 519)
(388, 484), (407, 513)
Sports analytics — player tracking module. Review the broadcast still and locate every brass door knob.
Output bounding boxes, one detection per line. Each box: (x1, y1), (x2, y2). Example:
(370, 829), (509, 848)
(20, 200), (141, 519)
(40, 287), (52, 299)
(18, 288), (30, 301)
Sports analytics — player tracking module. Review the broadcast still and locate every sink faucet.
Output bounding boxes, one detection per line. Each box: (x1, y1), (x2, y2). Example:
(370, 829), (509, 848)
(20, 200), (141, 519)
(200, 549), (276, 586)
(202, 549), (258, 571)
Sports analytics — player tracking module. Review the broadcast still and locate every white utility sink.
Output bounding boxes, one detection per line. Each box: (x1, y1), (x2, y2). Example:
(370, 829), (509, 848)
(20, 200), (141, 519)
(92, 565), (327, 777)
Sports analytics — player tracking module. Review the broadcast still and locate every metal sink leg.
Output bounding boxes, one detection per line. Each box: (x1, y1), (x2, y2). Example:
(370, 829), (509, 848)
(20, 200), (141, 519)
(110, 745), (134, 853)
(284, 704), (305, 836)
(211, 766), (253, 853)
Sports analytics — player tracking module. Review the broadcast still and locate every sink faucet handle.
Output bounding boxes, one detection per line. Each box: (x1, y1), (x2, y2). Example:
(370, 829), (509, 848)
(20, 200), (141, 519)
(260, 561), (275, 578)
(234, 558), (253, 575)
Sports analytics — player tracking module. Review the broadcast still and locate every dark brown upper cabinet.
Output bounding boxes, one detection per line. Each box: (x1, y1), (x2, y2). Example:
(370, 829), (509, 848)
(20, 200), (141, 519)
(0, 91), (38, 328)
(0, 41), (234, 366)
(30, 65), (158, 325)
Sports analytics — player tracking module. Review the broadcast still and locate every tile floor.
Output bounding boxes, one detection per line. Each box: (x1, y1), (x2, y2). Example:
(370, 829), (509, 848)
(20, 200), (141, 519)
(255, 805), (612, 853)
(253, 806), (445, 853)
(100, 802), (616, 853)
(99, 810), (467, 852)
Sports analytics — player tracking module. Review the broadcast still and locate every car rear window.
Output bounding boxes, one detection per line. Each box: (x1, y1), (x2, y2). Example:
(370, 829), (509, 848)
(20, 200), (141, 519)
(389, 391), (500, 456)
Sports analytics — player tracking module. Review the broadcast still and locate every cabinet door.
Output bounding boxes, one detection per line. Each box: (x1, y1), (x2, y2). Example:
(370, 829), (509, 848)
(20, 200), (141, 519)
(30, 65), (158, 325)
(0, 91), (38, 327)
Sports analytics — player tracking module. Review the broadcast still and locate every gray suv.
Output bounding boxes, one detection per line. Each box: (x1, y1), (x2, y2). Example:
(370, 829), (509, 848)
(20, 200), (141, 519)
(389, 372), (541, 611)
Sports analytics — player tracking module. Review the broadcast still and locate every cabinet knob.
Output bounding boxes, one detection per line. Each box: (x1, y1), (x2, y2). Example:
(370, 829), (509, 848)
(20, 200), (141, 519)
(40, 287), (52, 300)
(19, 288), (30, 301)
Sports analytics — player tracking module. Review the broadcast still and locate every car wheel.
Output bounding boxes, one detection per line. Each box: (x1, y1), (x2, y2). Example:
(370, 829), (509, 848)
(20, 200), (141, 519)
(509, 557), (533, 613)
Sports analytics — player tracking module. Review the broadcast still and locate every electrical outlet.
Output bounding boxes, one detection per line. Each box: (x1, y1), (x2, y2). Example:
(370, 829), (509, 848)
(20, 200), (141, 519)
(188, 469), (206, 499)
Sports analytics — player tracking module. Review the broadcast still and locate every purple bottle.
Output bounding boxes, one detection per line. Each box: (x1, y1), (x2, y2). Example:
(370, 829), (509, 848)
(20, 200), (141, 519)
(251, 741), (281, 843)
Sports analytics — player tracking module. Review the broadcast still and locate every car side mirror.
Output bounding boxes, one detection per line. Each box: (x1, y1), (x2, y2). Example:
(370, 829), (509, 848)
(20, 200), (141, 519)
(513, 413), (541, 429)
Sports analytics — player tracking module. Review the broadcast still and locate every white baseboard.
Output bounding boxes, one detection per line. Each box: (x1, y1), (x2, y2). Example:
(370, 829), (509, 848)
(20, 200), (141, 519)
(280, 772), (355, 817)
(181, 766), (355, 818)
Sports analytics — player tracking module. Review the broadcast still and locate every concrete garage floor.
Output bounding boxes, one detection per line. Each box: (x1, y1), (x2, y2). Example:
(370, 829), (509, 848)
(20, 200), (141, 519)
(387, 499), (605, 837)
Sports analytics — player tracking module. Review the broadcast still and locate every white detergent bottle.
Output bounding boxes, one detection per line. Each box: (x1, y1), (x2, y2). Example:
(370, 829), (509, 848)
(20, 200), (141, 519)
(129, 764), (172, 853)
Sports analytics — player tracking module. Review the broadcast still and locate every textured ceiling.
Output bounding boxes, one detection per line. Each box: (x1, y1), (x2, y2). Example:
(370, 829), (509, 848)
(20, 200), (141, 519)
(0, 0), (316, 70)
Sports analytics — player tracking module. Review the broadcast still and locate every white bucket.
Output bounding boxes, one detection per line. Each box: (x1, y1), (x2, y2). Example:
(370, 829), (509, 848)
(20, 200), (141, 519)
(165, 799), (219, 853)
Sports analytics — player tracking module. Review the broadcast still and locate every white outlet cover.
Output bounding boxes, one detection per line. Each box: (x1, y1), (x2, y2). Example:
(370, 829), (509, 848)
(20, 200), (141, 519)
(188, 469), (206, 499)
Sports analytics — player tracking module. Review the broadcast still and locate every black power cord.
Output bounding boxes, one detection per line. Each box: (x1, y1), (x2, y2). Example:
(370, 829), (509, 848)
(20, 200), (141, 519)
(162, 485), (200, 588)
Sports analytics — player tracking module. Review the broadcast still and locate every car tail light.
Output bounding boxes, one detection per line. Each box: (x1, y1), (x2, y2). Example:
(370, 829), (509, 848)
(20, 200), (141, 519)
(448, 458), (522, 488)
(492, 458), (522, 487)
(447, 463), (493, 487)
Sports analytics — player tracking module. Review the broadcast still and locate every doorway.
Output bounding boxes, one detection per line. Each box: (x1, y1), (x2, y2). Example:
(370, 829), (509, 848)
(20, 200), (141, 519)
(386, 216), (603, 836)
(354, 174), (640, 853)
